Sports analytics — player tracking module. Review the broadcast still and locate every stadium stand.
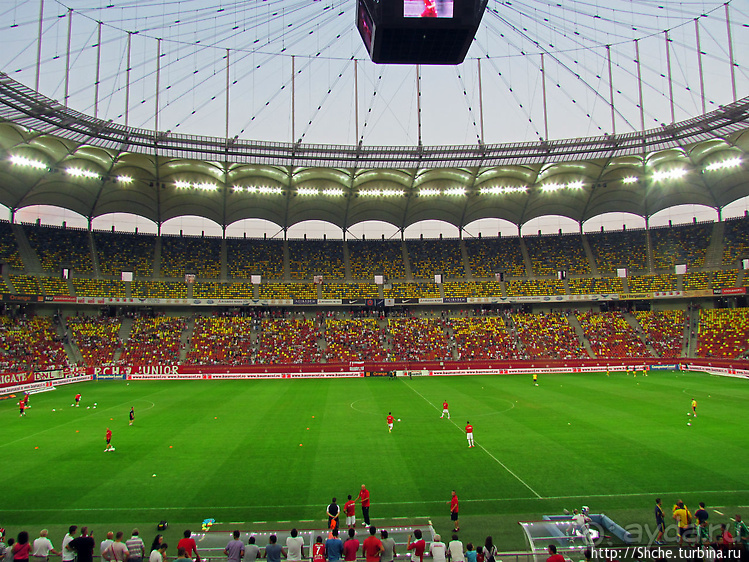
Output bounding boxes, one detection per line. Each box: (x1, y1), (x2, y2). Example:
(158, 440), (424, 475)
(10, 274), (40, 294)
(407, 238), (465, 279)
(384, 282), (441, 299)
(24, 224), (94, 274)
(94, 230), (155, 277)
(721, 216), (749, 266)
(450, 316), (521, 359)
(633, 310), (685, 358)
(576, 311), (649, 358)
(324, 318), (387, 361)
(66, 315), (122, 366)
(524, 234), (589, 276)
(513, 312), (587, 359)
(256, 317), (322, 363)
(259, 283), (317, 300)
(73, 278), (127, 298)
(184, 315), (255, 365)
(568, 277), (624, 295)
(226, 237), (284, 280)
(387, 317), (452, 361)
(288, 239), (345, 280)
(465, 237), (525, 278)
(39, 276), (70, 296)
(650, 222), (712, 269)
(131, 280), (187, 299)
(627, 274), (677, 293)
(0, 221), (24, 269)
(0, 315), (68, 371)
(713, 269), (737, 289)
(506, 279), (565, 296)
(683, 272), (710, 291)
(697, 307), (749, 358)
(193, 282), (255, 299)
(118, 316), (186, 365)
(321, 283), (379, 299)
(348, 239), (406, 280)
(160, 235), (222, 278)
(586, 229), (648, 273)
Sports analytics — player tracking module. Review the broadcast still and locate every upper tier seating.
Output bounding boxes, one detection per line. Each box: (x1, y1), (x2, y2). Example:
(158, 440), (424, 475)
(465, 237), (525, 278)
(384, 282), (441, 299)
(25, 225), (93, 274)
(627, 274), (677, 293)
(0, 221), (24, 269)
(160, 235), (221, 278)
(226, 238), (284, 280)
(568, 277), (624, 295)
(288, 240), (344, 280)
(94, 231), (155, 277)
(193, 282), (255, 299)
(407, 239), (465, 279)
(131, 281), (187, 299)
(722, 217), (749, 266)
(321, 283), (379, 299)
(73, 278), (127, 298)
(259, 283), (317, 300)
(506, 279), (565, 296)
(524, 234), (589, 276)
(650, 222), (712, 269)
(587, 229), (648, 273)
(348, 240), (405, 280)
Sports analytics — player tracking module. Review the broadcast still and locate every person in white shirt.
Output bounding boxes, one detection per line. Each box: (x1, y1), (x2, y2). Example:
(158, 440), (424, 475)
(447, 535), (464, 562)
(100, 533), (114, 558)
(286, 529), (304, 562)
(32, 530), (60, 559)
(61, 527), (77, 562)
(430, 535), (446, 562)
(150, 543), (168, 562)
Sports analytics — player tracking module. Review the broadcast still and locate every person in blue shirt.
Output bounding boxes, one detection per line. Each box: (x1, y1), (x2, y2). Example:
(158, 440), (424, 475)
(325, 529), (344, 562)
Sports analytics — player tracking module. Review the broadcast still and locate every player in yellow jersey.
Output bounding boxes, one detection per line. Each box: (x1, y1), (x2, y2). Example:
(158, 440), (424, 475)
(691, 398), (697, 417)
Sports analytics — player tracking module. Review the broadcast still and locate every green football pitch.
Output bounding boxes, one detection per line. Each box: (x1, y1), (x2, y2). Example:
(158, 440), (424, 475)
(2, 370), (748, 552)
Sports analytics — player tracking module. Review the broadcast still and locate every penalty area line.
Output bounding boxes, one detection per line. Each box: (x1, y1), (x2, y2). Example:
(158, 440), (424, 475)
(401, 379), (543, 500)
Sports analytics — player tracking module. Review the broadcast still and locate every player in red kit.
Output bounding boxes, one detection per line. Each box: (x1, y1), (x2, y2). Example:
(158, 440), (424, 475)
(465, 422), (474, 448)
(386, 413), (394, 433)
(74, 393), (82, 407)
(358, 484), (371, 527)
(421, 0), (437, 17)
(19, 399), (26, 417)
(440, 400), (450, 419)
(105, 427), (114, 452)
(449, 490), (460, 532)
(344, 495), (356, 529)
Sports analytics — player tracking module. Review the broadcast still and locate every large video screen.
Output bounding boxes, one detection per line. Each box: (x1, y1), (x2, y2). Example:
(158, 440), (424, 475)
(358, 0), (375, 52)
(404, 0), (454, 18)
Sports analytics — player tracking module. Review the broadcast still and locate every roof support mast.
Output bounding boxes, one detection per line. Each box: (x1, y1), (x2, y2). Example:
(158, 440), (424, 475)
(354, 59), (359, 145)
(416, 65), (422, 146)
(606, 45), (616, 134)
(292, 55), (296, 143)
(125, 32), (132, 127)
(95, 21), (102, 119)
(155, 38), (161, 135)
(64, 8), (72, 107)
(665, 31), (675, 124)
(35, 0), (44, 92)
(725, 3), (737, 102)
(694, 19), (706, 115)
(635, 39), (645, 140)
(225, 49), (230, 141)
(478, 58), (485, 145)
(541, 53), (549, 141)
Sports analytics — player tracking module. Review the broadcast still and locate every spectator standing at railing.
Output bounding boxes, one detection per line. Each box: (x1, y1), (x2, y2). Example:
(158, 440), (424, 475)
(447, 535), (464, 562)
(244, 537), (260, 562)
(342, 530), (359, 562)
(149, 544), (168, 562)
(60, 527), (76, 562)
(225, 532), (244, 562)
(99, 533), (114, 558)
(324, 529), (343, 562)
(361, 527), (383, 562)
(12, 532), (30, 562)
(126, 530), (145, 562)
(263, 535), (284, 562)
(31, 529), (60, 559)
(406, 530), (425, 562)
(429, 535), (446, 562)
(177, 531), (200, 562)
(379, 531), (395, 562)
(102, 532), (128, 562)
(69, 528), (94, 562)
(286, 529), (304, 562)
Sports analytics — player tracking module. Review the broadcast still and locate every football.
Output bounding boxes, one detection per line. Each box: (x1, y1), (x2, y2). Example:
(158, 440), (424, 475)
(398, 418), (401, 421)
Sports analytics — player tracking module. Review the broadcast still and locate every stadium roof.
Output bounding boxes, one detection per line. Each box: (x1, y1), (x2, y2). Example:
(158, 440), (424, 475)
(1, 73), (748, 231)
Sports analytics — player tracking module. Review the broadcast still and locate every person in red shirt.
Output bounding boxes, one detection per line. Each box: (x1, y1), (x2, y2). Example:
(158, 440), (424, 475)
(312, 536), (325, 562)
(177, 531), (200, 562)
(344, 495), (356, 529)
(386, 413), (394, 433)
(342, 529), (359, 562)
(362, 527), (383, 562)
(19, 399), (26, 417)
(441, 401), (450, 419)
(75, 393), (82, 407)
(546, 545), (565, 562)
(421, 0), (437, 17)
(358, 485), (371, 527)
(406, 530), (426, 562)
(105, 428), (113, 452)
(465, 422), (474, 448)
(449, 490), (460, 532)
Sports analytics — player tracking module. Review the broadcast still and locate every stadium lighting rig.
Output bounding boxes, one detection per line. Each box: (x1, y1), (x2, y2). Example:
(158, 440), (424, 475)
(116, 175), (133, 184)
(9, 155), (47, 170)
(652, 168), (687, 182)
(358, 189), (405, 197)
(621, 176), (639, 184)
(66, 167), (100, 179)
(175, 180), (218, 191)
(704, 157), (742, 172)
(480, 185), (528, 195)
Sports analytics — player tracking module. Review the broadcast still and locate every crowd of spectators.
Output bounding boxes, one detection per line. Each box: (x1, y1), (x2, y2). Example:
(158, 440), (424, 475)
(255, 317), (322, 363)
(513, 312), (587, 359)
(94, 230), (155, 277)
(25, 225), (94, 274)
(387, 317), (452, 361)
(184, 316), (255, 365)
(66, 316), (123, 366)
(576, 311), (649, 358)
(632, 310), (685, 358)
(407, 239), (465, 279)
(465, 237), (525, 278)
(697, 308), (749, 358)
(118, 316), (186, 365)
(0, 315), (69, 371)
(650, 223), (712, 269)
(587, 229), (648, 273)
(324, 318), (387, 362)
(524, 235), (589, 276)
(450, 317), (521, 360)
(160, 235), (222, 279)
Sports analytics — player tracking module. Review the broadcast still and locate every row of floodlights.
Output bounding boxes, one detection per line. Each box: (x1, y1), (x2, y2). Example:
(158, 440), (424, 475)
(8, 155), (743, 194)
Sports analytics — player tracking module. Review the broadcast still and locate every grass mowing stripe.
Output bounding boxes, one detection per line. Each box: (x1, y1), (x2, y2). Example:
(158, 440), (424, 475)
(401, 378), (543, 499)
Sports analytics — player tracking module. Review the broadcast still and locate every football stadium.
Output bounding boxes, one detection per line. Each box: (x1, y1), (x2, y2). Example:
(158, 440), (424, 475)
(1, 1), (749, 561)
